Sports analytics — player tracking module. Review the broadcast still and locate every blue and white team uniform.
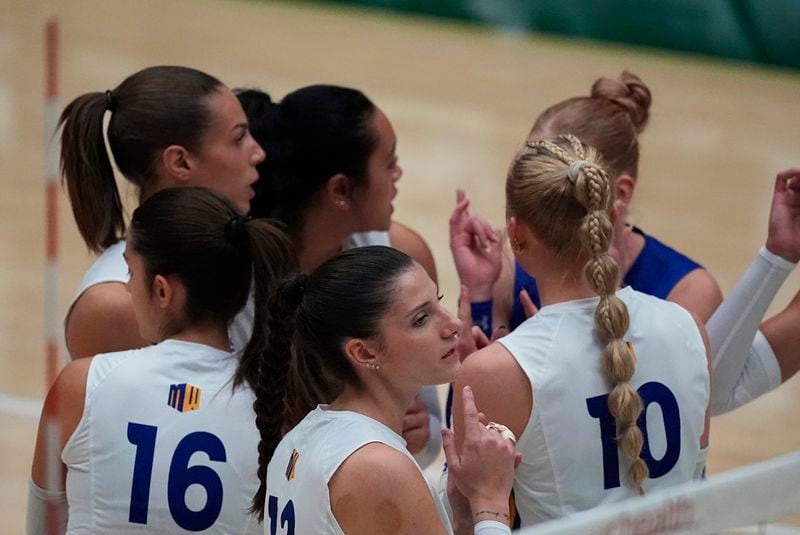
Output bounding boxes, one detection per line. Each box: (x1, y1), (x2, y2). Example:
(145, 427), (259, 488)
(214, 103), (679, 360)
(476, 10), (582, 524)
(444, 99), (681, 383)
(511, 227), (702, 329)
(62, 340), (260, 534)
(446, 227), (704, 431)
(497, 287), (708, 526)
(265, 406), (453, 535)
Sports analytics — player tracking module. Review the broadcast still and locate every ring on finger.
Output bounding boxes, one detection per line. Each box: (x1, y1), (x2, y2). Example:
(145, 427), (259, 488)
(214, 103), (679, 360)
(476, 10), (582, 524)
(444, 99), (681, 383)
(486, 421), (516, 444)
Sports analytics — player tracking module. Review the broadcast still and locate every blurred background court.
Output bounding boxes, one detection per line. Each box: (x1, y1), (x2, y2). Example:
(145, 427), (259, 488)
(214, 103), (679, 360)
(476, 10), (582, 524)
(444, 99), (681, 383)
(1, 0), (799, 532)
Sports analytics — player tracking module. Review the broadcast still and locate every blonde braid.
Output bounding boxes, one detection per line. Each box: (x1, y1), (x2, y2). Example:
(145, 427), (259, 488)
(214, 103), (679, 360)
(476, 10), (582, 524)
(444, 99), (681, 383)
(531, 135), (649, 494)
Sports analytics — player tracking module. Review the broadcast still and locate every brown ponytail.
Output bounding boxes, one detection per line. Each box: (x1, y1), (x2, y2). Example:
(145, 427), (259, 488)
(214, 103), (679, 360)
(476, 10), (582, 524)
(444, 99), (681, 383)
(531, 71), (652, 180)
(59, 92), (124, 252)
(60, 66), (224, 253)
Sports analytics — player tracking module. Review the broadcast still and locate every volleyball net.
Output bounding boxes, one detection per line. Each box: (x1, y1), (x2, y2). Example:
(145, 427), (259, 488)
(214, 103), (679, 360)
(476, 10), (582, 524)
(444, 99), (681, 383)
(518, 452), (800, 535)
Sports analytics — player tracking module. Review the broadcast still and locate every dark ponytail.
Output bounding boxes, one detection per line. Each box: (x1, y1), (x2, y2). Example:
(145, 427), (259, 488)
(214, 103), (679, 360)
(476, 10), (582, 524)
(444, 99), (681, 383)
(249, 275), (305, 520)
(250, 246), (414, 520)
(61, 66), (224, 252)
(236, 222), (300, 389)
(130, 186), (296, 385)
(236, 85), (377, 233)
(59, 92), (123, 252)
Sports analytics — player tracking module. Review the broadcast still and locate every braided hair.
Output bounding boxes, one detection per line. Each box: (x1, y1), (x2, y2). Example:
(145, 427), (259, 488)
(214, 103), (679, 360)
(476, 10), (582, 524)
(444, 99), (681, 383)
(507, 134), (648, 494)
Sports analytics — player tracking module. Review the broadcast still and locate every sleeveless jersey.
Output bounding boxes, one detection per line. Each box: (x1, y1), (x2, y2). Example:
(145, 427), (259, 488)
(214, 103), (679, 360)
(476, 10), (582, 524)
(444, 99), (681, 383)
(265, 406), (452, 535)
(498, 287), (708, 526)
(64, 240), (129, 328)
(62, 340), (260, 534)
(511, 227), (703, 329)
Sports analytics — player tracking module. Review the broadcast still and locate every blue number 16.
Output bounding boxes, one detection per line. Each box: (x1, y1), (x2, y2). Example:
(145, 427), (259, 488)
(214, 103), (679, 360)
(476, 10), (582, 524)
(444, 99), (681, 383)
(127, 422), (227, 531)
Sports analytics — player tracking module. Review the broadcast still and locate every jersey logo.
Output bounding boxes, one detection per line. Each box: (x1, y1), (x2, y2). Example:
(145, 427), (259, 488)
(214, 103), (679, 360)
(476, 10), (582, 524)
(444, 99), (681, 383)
(285, 449), (299, 481)
(167, 383), (202, 413)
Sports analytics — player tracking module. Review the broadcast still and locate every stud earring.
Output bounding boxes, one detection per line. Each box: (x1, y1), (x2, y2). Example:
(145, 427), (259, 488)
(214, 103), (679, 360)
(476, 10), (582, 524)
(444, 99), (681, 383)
(366, 362), (381, 370)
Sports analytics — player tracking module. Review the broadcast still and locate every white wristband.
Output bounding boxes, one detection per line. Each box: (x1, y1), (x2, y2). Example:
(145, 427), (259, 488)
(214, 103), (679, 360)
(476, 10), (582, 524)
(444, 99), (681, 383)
(760, 245), (798, 272)
(475, 520), (512, 534)
(26, 477), (67, 535)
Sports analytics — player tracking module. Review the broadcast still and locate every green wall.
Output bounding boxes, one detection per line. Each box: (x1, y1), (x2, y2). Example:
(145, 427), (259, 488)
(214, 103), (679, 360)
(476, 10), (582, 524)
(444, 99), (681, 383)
(314, 0), (800, 70)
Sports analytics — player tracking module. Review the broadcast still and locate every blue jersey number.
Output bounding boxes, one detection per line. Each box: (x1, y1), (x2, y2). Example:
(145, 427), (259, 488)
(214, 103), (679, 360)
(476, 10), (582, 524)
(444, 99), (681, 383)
(586, 381), (681, 489)
(127, 422), (227, 531)
(267, 495), (296, 535)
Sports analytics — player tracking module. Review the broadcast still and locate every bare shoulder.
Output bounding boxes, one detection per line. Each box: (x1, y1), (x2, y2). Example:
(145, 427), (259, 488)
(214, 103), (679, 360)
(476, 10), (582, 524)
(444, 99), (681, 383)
(666, 268), (722, 323)
(51, 357), (94, 431)
(459, 342), (519, 382)
(32, 357), (93, 486)
(66, 282), (148, 359)
(329, 442), (446, 535)
(456, 342), (531, 438)
(389, 220), (437, 283)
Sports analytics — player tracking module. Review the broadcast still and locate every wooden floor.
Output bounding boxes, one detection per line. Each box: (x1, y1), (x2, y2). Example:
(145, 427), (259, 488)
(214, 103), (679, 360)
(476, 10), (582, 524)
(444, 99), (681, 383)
(2, 0), (799, 531)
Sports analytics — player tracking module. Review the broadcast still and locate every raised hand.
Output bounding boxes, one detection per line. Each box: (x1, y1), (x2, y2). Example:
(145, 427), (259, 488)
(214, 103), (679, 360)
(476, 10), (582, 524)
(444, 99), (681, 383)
(450, 189), (502, 301)
(442, 386), (519, 525)
(401, 394), (431, 455)
(766, 167), (800, 263)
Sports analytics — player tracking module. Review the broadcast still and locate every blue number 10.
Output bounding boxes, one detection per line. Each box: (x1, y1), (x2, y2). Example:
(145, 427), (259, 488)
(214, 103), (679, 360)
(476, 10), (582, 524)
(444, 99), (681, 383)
(586, 381), (681, 489)
(127, 422), (227, 531)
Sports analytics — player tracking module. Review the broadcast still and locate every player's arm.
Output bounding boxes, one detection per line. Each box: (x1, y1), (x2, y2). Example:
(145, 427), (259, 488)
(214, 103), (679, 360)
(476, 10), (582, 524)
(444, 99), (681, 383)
(761, 292), (800, 382)
(31, 357), (91, 488)
(390, 220), (438, 283)
(329, 442), (449, 535)
(66, 282), (148, 360)
(453, 343), (531, 452)
(667, 268), (723, 324)
(28, 358), (92, 535)
(689, 312), (712, 481)
(689, 313), (712, 450)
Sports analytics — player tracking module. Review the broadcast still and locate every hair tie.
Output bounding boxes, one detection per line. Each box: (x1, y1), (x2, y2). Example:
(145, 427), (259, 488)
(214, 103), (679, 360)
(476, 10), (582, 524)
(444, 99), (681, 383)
(287, 273), (308, 307)
(567, 160), (590, 183)
(224, 215), (252, 246)
(104, 90), (116, 112)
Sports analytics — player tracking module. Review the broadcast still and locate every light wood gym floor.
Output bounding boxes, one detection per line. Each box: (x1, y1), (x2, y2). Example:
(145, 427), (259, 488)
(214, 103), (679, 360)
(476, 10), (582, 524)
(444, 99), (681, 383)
(1, 0), (799, 532)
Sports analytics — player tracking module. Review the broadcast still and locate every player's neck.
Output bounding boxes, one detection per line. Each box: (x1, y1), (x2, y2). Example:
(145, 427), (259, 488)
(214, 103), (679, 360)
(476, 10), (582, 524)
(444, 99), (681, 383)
(518, 249), (596, 307)
(296, 205), (354, 273)
(167, 321), (231, 353)
(328, 383), (416, 436)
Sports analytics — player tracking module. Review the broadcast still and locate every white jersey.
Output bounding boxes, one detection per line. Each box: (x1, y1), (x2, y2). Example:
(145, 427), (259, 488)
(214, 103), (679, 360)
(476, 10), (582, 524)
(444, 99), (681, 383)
(498, 287), (708, 526)
(73, 240), (129, 297)
(65, 240), (129, 329)
(62, 339), (260, 534)
(265, 406), (452, 535)
(342, 230), (391, 248)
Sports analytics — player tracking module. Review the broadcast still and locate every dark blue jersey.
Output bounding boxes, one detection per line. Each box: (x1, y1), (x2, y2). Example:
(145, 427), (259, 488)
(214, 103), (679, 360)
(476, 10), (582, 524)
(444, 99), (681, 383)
(511, 227), (703, 329)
